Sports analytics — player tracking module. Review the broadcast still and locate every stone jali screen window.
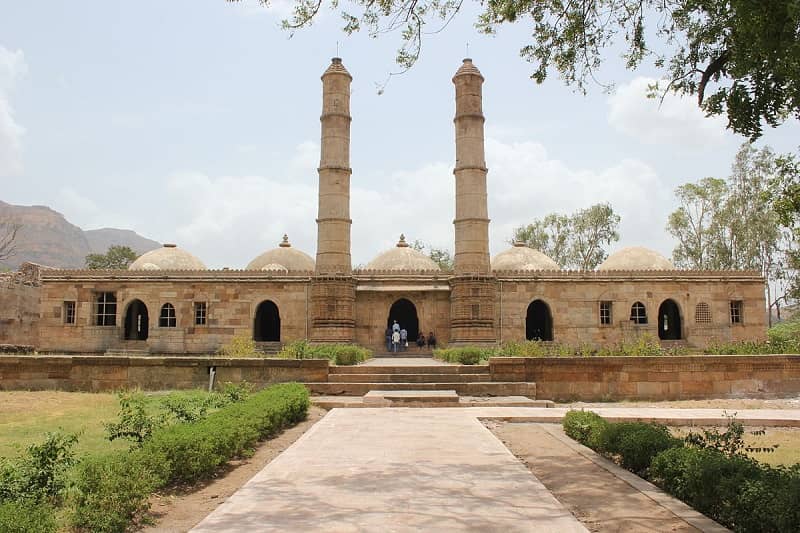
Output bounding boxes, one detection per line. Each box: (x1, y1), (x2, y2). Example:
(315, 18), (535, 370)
(630, 301), (647, 324)
(599, 301), (612, 325)
(63, 301), (76, 325)
(160, 303), (177, 328)
(95, 292), (117, 326)
(695, 302), (712, 323)
(730, 300), (743, 324)
(194, 302), (207, 326)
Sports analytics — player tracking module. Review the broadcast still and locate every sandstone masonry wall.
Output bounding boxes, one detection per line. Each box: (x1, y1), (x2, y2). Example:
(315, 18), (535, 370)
(0, 270), (41, 346)
(490, 355), (800, 401)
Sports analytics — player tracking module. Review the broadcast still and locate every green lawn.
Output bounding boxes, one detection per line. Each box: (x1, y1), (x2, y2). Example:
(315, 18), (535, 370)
(0, 391), (128, 458)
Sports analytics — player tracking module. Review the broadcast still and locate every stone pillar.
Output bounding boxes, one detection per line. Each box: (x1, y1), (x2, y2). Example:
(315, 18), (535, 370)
(311, 57), (356, 342)
(450, 59), (496, 344)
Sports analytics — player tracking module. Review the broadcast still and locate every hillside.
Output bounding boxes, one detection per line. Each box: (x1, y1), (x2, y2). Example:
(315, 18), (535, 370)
(0, 201), (160, 270)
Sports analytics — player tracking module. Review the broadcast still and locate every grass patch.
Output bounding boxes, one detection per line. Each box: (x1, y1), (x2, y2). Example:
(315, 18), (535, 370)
(0, 392), (125, 458)
(671, 426), (800, 467)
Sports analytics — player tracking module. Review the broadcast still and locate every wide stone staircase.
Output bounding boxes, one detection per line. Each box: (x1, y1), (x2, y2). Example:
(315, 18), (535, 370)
(306, 361), (537, 398)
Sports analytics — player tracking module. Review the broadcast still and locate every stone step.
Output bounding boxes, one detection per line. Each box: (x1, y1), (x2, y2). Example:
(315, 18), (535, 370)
(330, 365), (489, 375)
(306, 381), (537, 398)
(312, 395), (555, 409)
(328, 373), (493, 383)
(374, 353), (434, 359)
(363, 390), (461, 407)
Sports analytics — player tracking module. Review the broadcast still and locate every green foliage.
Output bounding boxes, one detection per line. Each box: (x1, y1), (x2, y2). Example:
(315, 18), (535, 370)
(0, 500), (57, 533)
(433, 346), (495, 364)
(70, 450), (167, 533)
(104, 392), (167, 445)
(84, 244), (138, 269)
(217, 334), (258, 357)
(512, 203), (620, 270)
(0, 431), (78, 503)
(596, 422), (681, 475)
(562, 410), (608, 449)
(72, 383), (309, 532)
(409, 239), (454, 270)
(277, 340), (372, 365)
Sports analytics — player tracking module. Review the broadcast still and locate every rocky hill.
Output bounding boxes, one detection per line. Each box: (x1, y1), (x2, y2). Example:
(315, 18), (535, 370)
(0, 201), (160, 270)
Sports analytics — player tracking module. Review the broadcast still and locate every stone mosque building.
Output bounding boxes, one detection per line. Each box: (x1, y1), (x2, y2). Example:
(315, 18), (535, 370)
(9, 58), (766, 354)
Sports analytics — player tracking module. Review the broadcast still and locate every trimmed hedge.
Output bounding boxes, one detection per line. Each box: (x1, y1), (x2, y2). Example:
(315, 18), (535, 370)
(70, 383), (310, 533)
(277, 340), (372, 365)
(564, 411), (800, 532)
(433, 347), (494, 365)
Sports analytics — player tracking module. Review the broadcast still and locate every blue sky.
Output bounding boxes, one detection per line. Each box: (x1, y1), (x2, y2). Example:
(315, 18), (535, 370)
(1, 0), (798, 268)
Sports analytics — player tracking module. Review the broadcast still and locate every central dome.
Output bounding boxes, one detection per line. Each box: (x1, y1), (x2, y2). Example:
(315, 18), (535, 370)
(129, 244), (206, 270)
(365, 235), (441, 271)
(246, 235), (315, 272)
(492, 242), (560, 271)
(598, 246), (675, 271)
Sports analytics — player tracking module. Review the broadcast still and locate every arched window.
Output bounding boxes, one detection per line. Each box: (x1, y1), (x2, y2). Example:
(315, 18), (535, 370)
(630, 302), (647, 324)
(695, 302), (711, 323)
(159, 303), (176, 328)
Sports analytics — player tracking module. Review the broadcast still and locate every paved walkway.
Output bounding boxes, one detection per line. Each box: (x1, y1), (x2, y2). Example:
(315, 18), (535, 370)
(192, 407), (800, 532)
(192, 408), (587, 532)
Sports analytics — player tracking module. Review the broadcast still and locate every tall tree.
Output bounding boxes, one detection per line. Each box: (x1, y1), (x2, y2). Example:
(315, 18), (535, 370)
(0, 218), (21, 263)
(767, 151), (800, 307)
(667, 143), (792, 324)
(232, 0), (800, 139)
(513, 203), (620, 270)
(85, 245), (139, 270)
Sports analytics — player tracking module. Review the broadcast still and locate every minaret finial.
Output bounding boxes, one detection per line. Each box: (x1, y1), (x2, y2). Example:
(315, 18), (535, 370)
(397, 234), (409, 247)
(280, 234), (291, 247)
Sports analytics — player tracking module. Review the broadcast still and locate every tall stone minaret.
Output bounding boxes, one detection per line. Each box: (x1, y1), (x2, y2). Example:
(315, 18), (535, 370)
(450, 58), (496, 344)
(452, 58), (491, 275)
(310, 57), (356, 342)
(315, 57), (352, 274)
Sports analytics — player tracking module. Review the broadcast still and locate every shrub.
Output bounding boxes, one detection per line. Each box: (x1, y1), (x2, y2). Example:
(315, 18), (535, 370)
(277, 341), (371, 365)
(70, 449), (168, 533)
(217, 334), (258, 357)
(433, 346), (495, 364)
(105, 391), (168, 445)
(0, 500), (57, 533)
(0, 431), (78, 503)
(562, 410), (608, 448)
(607, 423), (680, 474)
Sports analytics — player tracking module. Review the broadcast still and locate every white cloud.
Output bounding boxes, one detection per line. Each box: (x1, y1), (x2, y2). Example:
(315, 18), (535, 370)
(0, 46), (27, 177)
(608, 76), (729, 149)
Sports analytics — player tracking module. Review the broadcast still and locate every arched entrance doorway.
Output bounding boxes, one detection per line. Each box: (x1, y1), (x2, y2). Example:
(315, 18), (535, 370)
(658, 299), (682, 340)
(254, 300), (280, 341)
(526, 300), (553, 341)
(124, 299), (149, 340)
(387, 299), (419, 343)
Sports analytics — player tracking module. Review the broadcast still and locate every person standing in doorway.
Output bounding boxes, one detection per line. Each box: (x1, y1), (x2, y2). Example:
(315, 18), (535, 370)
(391, 329), (401, 353)
(427, 331), (437, 349)
(385, 326), (392, 352)
(416, 332), (426, 351)
(399, 327), (408, 352)
(392, 320), (400, 333)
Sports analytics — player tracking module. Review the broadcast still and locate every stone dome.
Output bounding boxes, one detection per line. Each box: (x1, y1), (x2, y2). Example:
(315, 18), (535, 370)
(597, 246), (675, 271)
(246, 235), (315, 272)
(365, 235), (441, 271)
(129, 244), (206, 270)
(492, 242), (560, 271)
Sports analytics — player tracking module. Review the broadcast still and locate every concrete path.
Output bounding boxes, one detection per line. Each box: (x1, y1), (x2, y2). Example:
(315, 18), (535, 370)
(192, 408), (588, 532)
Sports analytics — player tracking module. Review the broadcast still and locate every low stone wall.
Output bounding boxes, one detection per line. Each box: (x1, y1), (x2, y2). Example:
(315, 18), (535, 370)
(0, 356), (329, 392)
(490, 355), (800, 401)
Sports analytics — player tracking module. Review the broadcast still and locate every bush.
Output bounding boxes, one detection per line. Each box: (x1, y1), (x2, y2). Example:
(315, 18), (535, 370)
(562, 410), (608, 448)
(217, 334), (258, 357)
(433, 346), (495, 364)
(597, 422), (680, 474)
(0, 500), (57, 533)
(277, 341), (372, 365)
(0, 431), (78, 503)
(70, 450), (168, 533)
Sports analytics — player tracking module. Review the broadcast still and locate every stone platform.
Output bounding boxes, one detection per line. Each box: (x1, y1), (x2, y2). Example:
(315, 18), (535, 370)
(314, 392), (554, 409)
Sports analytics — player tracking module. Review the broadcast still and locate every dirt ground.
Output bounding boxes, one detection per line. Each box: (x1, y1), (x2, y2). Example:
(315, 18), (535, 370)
(565, 396), (800, 410)
(139, 406), (327, 533)
(490, 422), (700, 533)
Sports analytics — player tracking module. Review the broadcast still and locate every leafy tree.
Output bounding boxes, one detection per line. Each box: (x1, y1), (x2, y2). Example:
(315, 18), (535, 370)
(667, 143), (793, 324)
(410, 239), (455, 270)
(0, 218), (21, 263)
(767, 151), (800, 305)
(232, 0), (800, 139)
(85, 245), (138, 270)
(513, 202), (620, 269)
